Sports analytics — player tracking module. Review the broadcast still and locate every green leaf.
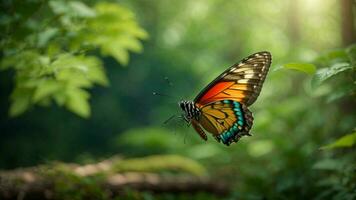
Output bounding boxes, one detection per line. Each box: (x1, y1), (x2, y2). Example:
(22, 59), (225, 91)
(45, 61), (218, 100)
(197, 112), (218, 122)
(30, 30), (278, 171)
(321, 132), (356, 150)
(52, 54), (107, 87)
(65, 88), (91, 118)
(10, 98), (30, 117)
(1, 50), (42, 71)
(37, 28), (58, 47)
(9, 88), (33, 117)
(80, 2), (148, 65)
(312, 159), (343, 170)
(117, 36), (143, 53)
(10, 97), (31, 117)
(49, 0), (70, 15)
(85, 57), (108, 86)
(69, 1), (96, 18)
(50, 0), (96, 18)
(53, 91), (67, 106)
(315, 49), (349, 66)
(106, 47), (129, 65)
(282, 63), (316, 74)
(311, 62), (353, 88)
(33, 79), (62, 103)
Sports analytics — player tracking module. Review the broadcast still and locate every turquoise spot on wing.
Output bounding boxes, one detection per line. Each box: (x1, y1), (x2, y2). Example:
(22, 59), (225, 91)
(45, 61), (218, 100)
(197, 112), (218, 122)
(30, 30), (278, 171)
(219, 124), (242, 145)
(218, 101), (248, 145)
(232, 102), (244, 127)
(221, 133), (229, 143)
(234, 108), (241, 112)
(223, 100), (230, 104)
(232, 126), (238, 132)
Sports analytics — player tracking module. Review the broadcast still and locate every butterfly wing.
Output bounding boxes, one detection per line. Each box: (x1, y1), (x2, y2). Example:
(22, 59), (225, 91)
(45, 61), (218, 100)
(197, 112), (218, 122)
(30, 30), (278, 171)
(198, 100), (253, 145)
(194, 51), (271, 106)
(191, 119), (208, 141)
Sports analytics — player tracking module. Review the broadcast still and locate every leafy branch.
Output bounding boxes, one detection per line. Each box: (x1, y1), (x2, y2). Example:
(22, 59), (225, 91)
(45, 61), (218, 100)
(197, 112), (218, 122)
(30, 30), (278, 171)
(0, 0), (148, 118)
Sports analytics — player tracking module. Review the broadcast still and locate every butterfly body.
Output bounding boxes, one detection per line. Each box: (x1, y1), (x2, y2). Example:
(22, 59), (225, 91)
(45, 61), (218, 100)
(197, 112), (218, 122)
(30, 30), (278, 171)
(179, 51), (271, 146)
(179, 100), (200, 121)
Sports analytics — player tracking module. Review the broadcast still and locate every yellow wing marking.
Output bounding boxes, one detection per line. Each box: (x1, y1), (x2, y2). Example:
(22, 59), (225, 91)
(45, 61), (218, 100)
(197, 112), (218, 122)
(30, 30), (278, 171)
(199, 102), (238, 135)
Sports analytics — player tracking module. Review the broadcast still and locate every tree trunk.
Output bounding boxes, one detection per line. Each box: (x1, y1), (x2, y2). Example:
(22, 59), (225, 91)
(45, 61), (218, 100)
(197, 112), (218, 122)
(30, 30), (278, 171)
(340, 0), (356, 46)
(0, 158), (229, 200)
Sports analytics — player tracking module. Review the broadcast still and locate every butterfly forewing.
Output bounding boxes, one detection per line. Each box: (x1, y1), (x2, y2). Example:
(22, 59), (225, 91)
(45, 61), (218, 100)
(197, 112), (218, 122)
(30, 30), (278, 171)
(194, 51), (271, 106)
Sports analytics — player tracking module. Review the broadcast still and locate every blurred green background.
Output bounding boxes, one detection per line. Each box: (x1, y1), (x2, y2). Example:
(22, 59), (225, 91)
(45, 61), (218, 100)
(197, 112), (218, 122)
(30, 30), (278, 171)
(0, 0), (355, 199)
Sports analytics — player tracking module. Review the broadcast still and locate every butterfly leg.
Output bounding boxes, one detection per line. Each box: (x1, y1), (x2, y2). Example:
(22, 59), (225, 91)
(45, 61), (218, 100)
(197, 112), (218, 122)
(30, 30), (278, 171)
(181, 115), (191, 125)
(186, 120), (191, 127)
(214, 136), (221, 142)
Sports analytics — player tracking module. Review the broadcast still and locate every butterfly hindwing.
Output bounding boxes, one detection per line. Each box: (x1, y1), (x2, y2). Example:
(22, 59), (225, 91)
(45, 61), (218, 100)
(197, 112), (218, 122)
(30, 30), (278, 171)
(194, 51), (271, 106)
(198, 100), (253, 145)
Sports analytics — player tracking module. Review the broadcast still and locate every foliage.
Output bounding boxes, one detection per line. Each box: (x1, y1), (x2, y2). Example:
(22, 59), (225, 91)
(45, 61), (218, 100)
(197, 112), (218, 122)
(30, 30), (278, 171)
(281, 44), (356, 200)
(0, 0), (355, 199)
(321, 131), (356, 149)
(281, 63), (317, 74)
(312, 63), (353, 88)
(0, 0), (147, 117)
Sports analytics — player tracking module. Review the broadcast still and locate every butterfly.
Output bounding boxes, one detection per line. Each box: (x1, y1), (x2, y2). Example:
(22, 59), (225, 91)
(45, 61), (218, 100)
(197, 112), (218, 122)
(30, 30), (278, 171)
(179, 51), (272, 146)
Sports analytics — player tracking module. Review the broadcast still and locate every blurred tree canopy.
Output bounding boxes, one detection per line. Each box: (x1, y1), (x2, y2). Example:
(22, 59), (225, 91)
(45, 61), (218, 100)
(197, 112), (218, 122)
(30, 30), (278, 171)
(0, 0), (355, 199)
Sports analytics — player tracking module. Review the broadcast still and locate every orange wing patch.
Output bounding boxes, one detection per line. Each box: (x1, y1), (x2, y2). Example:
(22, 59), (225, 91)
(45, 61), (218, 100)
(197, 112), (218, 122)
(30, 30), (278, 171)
(196, 81), (234, 105)
(196, 82), (252, 106)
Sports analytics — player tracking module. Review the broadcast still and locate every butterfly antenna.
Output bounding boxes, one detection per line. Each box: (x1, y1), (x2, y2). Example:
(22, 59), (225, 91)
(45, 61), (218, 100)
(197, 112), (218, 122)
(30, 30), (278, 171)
(152, 92), (175, 99)
(164, 76), (174, 87)
(163, 115), (177, 125)
(152, 76), (175, 98)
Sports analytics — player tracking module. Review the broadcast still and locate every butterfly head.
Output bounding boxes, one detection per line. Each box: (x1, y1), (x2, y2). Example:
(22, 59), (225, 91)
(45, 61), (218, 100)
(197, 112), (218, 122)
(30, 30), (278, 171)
(179, 100), (201, 121)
